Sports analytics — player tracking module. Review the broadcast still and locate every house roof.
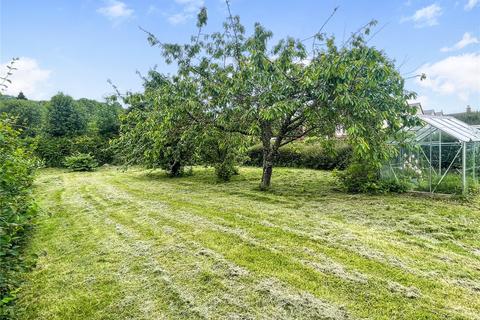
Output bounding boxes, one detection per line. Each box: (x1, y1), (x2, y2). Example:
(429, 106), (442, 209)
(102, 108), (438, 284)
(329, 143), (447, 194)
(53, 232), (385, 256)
(415, 115), (480, 142)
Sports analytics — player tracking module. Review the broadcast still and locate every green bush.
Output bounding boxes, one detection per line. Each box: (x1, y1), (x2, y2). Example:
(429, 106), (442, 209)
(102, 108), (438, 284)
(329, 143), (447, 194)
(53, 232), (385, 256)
(214, 161), (239, 182)
(0, 118), (38, 315)
(72, 135), (114, 165)
(64, 153), (98, 171)
(245, 141), (352, 170)
(335, 162), (411, 194)
(380, 177), (412, 193)
(36, 135), (114, 168)
(35, 136), (73, 167)
(0, 99), (47, 137)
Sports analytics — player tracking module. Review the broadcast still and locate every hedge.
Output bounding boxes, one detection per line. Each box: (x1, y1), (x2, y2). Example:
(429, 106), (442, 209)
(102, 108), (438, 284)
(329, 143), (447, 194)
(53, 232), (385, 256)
(245, 140), (352, 170)
(0, 119), (38, 317)
(35, 134), (115, 167)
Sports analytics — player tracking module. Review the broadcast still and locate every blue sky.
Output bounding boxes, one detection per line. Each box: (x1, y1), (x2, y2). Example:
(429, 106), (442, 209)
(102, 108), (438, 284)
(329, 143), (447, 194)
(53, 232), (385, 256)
(1, 0), (479, 113)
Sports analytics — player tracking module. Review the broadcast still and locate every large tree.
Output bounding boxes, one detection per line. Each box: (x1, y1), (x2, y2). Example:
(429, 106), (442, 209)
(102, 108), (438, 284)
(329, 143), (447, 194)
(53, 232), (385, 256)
(133, 4), (417, 189)
(45, 93), (86, 137)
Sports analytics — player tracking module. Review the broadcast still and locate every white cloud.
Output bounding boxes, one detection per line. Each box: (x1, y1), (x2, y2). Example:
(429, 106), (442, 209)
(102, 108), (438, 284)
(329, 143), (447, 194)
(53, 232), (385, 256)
(168, 13), (190, 25)
(0, 57), (52, 100)
(97, 0), (133, 20)
(167, 0), (204, 25)
(464, 0), (479, 10)
(441, 32), (479, 52)
(402, 4), (442, 28)
(175, 0), (204, 13)
(416, 53), (480, 102)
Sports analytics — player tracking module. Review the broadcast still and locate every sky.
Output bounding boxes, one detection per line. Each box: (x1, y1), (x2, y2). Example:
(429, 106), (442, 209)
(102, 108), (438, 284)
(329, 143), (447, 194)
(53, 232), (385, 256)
(0, 0), (479, 114)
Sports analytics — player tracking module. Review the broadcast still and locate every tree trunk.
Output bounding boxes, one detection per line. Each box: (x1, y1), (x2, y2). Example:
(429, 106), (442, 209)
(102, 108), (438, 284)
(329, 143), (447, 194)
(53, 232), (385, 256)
(261, 155), (273, 190)
(260, 122), (274, 190)
(169, 161), (182, 177)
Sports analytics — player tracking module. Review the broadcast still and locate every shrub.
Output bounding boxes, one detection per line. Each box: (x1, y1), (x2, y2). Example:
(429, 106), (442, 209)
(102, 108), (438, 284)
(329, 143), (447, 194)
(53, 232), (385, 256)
(214, 161), (239, 182)
(335, 161), (411, 194)
(197, 130), (245, 182)
(64, 153), (98, 171)
(35, 136), (73, 167)
(335, 162), (381, 193)
(36, 135), (114, 167)
(72, 135), (114, 165)
(0, 118), (38, 315)
(380, 177), (412, 193)
(0, 99), (47, 137)
(245, 141), (352, 170)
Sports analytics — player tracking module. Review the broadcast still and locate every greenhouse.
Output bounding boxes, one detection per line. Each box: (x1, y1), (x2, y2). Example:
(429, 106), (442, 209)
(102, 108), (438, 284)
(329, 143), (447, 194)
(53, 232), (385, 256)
(385, 114), (480, 194)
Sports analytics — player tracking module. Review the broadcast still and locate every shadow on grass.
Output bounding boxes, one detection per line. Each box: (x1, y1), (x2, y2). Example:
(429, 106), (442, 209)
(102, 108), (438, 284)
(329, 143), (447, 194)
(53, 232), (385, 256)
(130, 166), (349, 206)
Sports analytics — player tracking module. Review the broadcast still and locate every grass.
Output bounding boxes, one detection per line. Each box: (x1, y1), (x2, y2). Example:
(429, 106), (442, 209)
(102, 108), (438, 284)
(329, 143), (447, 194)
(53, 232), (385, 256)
(12, 166), (480, 319)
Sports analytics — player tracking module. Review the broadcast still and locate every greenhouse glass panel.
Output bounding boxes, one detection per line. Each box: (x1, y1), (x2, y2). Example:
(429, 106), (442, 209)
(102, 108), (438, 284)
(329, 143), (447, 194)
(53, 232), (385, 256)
(384, 115), (480, 194)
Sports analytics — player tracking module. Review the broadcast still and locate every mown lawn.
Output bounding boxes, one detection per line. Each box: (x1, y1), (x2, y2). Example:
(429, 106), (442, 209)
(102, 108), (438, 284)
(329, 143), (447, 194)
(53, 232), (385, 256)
(14, 167), (480, 319)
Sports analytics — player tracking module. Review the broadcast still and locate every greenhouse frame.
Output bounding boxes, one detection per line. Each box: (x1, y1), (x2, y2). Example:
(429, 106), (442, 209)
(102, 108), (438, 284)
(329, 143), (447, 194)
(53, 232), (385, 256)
(385, 114), (480, 194)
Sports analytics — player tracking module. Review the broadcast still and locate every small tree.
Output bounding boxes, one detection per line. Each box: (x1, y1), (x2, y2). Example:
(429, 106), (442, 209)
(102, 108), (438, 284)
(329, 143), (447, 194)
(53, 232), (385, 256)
(64, 153), (98, 171)
(16, 91), (27, 100)
(113, 75), (198, 176)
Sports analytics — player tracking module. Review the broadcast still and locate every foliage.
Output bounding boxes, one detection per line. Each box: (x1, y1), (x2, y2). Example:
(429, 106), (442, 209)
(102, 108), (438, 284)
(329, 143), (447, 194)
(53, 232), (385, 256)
(73, 135), (115, 165)
(64, 153), (98, 172)
(16, 92), (26, 100)
(0, 118), (38, 316)
(0, 58), (19, 94)
(75, 98), (123, 138)
(0, 94), (125, 168)
(452, 111), (480, 125)
(45, 93), (87, 137)
(246, 140), (352, 170)
(197, 129), (245, 181)
(113, 83), (198, 177)
(36, 134), (115, 167)
(416, 173), (479, 195)
(35, 136), (73, 167)
(114, 67), (251, 179)
(213, 161), (239, 182)
(95, 102), (122, 138)
(335, 161), (411, 193)
(380, 177), (412, 193)
(0, 99), (47, 137)
(134, 4), (419, 189)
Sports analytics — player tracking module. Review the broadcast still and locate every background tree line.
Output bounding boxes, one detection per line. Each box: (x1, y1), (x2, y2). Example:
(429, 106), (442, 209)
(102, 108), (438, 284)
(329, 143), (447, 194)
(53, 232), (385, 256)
(0, 92), (123, 167)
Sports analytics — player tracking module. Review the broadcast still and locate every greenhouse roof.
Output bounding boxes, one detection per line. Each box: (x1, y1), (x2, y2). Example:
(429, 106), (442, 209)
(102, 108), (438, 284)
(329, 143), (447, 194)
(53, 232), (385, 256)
(414, 115), (480, 142)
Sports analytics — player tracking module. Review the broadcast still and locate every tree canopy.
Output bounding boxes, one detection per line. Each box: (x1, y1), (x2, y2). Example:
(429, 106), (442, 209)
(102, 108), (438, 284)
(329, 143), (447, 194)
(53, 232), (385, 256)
(16, 92), (27, 100)
(0, 99), (46, 137)
(45, 93), (87, 137)
(116, 3), (418, 188)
